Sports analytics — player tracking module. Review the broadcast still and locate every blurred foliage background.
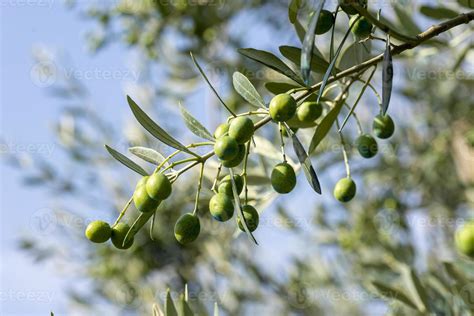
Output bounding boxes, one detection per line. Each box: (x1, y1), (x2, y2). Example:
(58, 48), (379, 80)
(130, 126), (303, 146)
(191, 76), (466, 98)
(6, 0), (474, 315)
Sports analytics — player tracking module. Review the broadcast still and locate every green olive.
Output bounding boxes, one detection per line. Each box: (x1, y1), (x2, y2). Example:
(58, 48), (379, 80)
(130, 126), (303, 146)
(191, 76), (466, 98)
(174, 213), (200, 244)
(218, 174), (244, 196)
(221, 144), (245, 168)
(296, 101), (322, 123)
(455, 221), (474, 258)
(85, 220), (111, 243)
(356, 134), (378, 158)
(214, 123), (229, 139)
(133, 185), (159, 213)
(339, 0), (367, 15)
(315, 10), (335, 35)
(209, 193), (234, 222)
(271, 162), (297, 194)
(228, 117), (254, 144)
(350, 15), (373, 38)
(146, 172), (172, 200)
(136, 176), (148, 189)
(373, 114), (395, 139)
(269, 94), (297, 122)
(333, 177), (356, 202)
(214, 136), (239, 161)
(237, 205), (259, 232)
(111, 223), (134, 249)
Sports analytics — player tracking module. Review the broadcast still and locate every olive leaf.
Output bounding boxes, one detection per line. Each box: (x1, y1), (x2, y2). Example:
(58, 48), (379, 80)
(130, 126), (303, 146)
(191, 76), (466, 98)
(301, 0), (326, 85)
(178, 102), (214, 141)
(317, 19), (355, 103)
(382, 35), (393, 115)
(458, 0), (474, 9)
(280, 46), (329, 74)
(287, 127), (321, 194)
(129, 146), (169, 166)
(238, 48), (305, 86)
(371, 281), (419, 310)
(123, 206), (159, 246)
(337, 41), (373, 71)
(265, 82), (301, 95)
(403, 267), (429, 312)
(420, 5), (459, 20)
(165, 289), (178, 316)
(294, 19), (306, 43)
(127, 96), (197, 156)
(105, 145), (148, 176)
(232, 72), (266, 109)
(393, 5), (422, 35)
(288, 0), (302, 24)
(214, 302), (219, 316)
(309, 98), (345, 154)
(179, 294), (194, 316)
(190, 52), (236, 117)
(229, 168), (258, 244)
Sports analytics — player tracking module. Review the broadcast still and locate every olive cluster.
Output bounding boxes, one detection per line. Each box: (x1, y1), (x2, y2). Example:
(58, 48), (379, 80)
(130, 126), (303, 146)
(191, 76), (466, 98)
(333, 114), (395, 203)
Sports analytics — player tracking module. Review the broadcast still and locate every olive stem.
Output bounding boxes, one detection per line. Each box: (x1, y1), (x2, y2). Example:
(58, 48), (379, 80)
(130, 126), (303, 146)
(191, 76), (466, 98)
(193, 162), (205, 216)
(162, 157), (199, 173)
(210, 163), (222, 193)
(335, 119), (351, 178)
(149, 212), (156, 241)
(278, 122), (287, 163)
(113, 196), (133, 227)
(154, 142), (212, 173)
(226, 110), (269, 123)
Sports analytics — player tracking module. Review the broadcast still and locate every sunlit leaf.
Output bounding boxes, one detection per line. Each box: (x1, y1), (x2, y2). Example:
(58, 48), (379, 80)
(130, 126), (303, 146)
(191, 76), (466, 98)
(280, 45), (329, 74)
(179, 102), (214, 141)
(288, 0), (302, 24)
(301, 0), (326, 85)
(420, 5), (459, 20)
(165, 289), (178, 316)
(403, 267), (428, 312)
(232, 72), (266, 109)
(129, 146), (168, 166)
(371, 281), (419, 310)
(105, 145), (148, 176)
(238, 48), (304, 85)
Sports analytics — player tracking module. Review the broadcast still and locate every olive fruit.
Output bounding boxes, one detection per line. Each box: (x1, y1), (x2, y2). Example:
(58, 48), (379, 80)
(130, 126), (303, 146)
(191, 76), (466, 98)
(111, 223), (133, 249)
(214, 136), (239, 161)
(350, 15), (373, 38)
(214, 123), (229, 139)
(218, 174), (244, 196)
(373, 114), (395, 139)
(222, 144), (245, 168)
(133, 185), (160, 213)
(174, 213), (200, 244)
(339, 0), (367, 15)
(333, 178), (357, 202)
(315, 10), (335, 35)
(209, 193), (234, 222)
(146, 172), (172, 200)
(237, 205), (259, 232)
(356, 134), (378, 158)
(269, 94), (297, 122)
(136, 176), (148, 189)
(229, 117), (254, 144)
(85, 220), (111, 243)
(271, 162), (297, 194)
(296, 101), (322, 123)
(455, 221), (474, 258)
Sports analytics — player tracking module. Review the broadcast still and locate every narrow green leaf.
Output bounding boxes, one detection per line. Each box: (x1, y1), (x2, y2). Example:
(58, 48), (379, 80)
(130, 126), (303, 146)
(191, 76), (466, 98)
(179, 293), (194, 316)
(238, 48), (304, 85)
(229, 168), (258, 244)
(371, 281), (419, 310)
(179, 102), (214, 141)
(289, 130), (321, 194)
(190, 52), (236, 117)
(105, 145), (148, 176)
(294, 19), (306, 43)
(123, 206), (159, 246)
(213, 302), (219, 316)
(129, 146), (168, 166)
(153, 304), (164, 316)
(382, 35), (393, 115)
(403, 267), (429, 312)
(317, 19), (355, 103)
(337, 41), (373, 71)
(232, 72), (266, 109)
(127, 96), (196, 156)
(265, 82), (301, 95)
(165, 289), (178, 316)
(280, 46), (329, 74)
(393, 5), (422, 36)
(288, 0), (302, 24)
(458, 0), (474, 9)
(301, 0), (326, 85)
(309, 99), (344, 154)
(420, 5), (459, 20)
